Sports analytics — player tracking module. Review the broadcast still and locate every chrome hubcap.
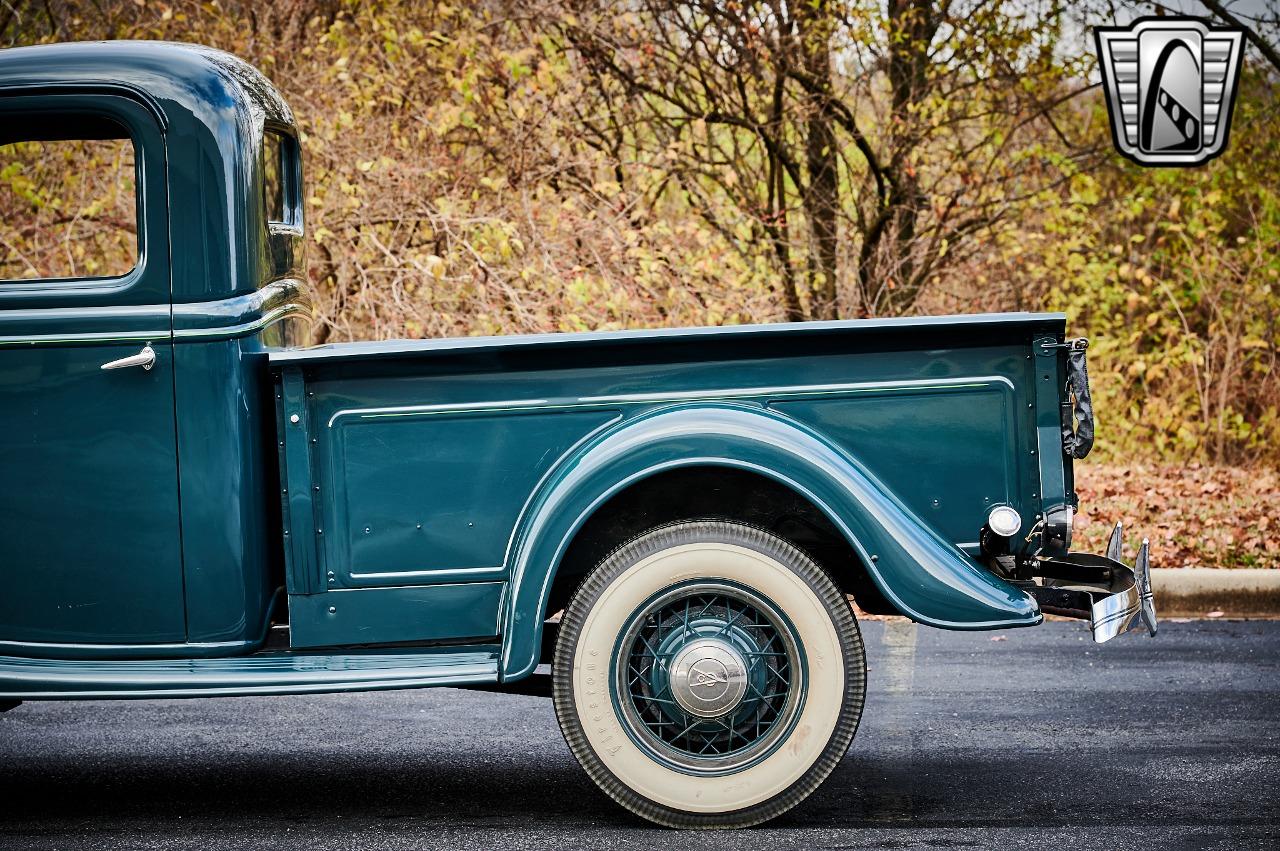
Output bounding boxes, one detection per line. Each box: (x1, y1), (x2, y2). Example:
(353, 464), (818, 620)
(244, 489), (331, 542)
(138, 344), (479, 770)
(669, 638), (749, 718)
(612, 580), (806, 774)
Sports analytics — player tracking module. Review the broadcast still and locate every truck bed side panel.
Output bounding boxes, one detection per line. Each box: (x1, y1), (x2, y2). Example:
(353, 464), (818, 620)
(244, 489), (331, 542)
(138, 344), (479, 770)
(273, 313), (1067, 651)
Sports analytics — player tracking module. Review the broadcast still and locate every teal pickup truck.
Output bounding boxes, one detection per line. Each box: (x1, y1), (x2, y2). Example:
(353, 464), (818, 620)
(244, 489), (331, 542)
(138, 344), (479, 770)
(0, 42), (1157, 828)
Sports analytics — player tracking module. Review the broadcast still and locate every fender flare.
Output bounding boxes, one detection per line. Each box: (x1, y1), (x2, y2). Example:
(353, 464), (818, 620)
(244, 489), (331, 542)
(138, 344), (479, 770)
(499, 403), (1040, 680)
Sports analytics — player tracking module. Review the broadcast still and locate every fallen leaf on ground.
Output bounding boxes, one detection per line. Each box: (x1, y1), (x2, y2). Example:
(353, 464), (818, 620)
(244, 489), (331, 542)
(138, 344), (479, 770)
(1073, 462), (1279, 568)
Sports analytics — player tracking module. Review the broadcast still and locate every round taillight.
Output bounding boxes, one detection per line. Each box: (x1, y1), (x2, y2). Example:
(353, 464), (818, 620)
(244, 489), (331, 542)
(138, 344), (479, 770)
(987, 505), (1023, 537)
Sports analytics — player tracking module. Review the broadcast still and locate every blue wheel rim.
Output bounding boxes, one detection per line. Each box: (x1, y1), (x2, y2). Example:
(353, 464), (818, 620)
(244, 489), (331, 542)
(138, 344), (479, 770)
(611, 579), (807, 775)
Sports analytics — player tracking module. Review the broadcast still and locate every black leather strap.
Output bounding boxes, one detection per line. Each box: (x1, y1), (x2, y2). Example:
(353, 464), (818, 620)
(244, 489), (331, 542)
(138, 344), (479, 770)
(1061, 341), (1094, 459)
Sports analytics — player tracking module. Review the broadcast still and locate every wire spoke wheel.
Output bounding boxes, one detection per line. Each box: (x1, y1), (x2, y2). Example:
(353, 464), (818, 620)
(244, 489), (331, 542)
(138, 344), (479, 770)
(553, 520), (867, 829)
(614, 581), (805, 774)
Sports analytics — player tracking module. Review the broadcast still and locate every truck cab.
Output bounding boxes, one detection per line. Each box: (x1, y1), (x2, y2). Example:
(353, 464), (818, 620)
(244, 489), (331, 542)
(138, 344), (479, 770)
(0, 42), (308, 655)
(0, 42), (1156, 829)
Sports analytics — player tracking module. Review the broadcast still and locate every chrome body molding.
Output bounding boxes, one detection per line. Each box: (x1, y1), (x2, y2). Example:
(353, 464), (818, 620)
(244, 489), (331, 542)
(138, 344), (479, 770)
(172, 301), (311, 341)
(0, 298), (169, 346)
(172, 277), (314, 342)
(0, 327), (162, 347)
(326, 376), (1015, 429)
(0, 279), (313, 347)
(347, 565), (507, 582)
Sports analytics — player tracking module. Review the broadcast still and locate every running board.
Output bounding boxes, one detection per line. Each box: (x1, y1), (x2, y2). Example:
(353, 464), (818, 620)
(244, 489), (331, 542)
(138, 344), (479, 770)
(0, 644), (499, 700)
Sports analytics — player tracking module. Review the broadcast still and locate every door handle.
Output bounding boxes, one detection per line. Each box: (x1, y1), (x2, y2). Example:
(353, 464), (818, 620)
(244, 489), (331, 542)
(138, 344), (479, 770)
(101, 344), (156, 372)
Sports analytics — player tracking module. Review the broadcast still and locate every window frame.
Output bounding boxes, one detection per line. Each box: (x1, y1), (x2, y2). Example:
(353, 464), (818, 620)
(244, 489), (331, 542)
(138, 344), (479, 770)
(262, 125), (302, 234)
(0, 123), (140, 285)
(0, 91), (168, 308)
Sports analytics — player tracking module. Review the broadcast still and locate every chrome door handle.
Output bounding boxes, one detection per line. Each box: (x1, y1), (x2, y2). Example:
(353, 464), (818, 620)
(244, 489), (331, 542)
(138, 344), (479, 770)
(101, 344), (156, 372)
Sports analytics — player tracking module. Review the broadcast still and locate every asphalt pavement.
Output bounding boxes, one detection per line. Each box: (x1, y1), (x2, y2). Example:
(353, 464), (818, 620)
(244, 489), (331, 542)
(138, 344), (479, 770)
(1, 619), (1277, 850)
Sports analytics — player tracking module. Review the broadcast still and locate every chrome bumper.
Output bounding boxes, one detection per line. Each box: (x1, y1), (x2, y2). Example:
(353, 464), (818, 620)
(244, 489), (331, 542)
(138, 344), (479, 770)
(1030, 523), (1158, 644)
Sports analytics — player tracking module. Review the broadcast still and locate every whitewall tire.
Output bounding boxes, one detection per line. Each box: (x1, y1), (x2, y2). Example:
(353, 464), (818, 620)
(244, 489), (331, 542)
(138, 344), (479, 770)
(552, 520), (867, 828)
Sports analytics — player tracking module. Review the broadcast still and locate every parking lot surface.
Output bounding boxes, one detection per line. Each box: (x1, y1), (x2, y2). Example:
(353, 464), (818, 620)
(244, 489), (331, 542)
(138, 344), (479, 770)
(1, 619), (1277, 849)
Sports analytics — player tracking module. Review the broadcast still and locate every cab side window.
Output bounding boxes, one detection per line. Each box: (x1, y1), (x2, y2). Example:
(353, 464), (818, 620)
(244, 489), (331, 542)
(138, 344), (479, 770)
(263, 128), (300, 229)
(263, 130), (285, 225)
(260, 127), (308, 348)
(0, 116), (137, 282)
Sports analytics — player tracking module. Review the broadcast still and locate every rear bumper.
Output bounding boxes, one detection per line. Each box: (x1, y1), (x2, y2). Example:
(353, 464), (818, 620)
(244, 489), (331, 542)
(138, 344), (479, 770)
(1029, 523), (1158, 643)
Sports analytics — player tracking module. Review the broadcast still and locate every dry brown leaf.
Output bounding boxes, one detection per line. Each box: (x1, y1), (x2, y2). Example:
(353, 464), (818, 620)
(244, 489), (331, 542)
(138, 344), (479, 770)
(1073, 462), (1279, 568)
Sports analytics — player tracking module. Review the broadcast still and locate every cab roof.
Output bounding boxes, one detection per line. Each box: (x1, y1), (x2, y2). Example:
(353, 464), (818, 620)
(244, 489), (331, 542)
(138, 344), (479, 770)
(0, 40), (292, 130)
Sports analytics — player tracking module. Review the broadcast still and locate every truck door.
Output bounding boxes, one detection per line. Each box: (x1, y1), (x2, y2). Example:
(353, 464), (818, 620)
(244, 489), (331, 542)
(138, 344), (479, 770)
(0, 95), (186, 649)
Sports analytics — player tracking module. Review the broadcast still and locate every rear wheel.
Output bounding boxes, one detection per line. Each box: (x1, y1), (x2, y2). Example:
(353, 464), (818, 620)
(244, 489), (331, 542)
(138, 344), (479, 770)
(552, 520), (867, 828)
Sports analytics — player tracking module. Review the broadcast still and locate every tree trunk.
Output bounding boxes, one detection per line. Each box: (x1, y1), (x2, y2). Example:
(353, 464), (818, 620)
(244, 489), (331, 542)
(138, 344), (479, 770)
(880, 0), (939, 315)
(796, 0), (840, 320)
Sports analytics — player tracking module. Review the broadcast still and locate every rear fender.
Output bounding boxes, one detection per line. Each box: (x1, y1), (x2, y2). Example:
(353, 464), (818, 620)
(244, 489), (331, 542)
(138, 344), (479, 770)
(500, 403), (1040, 680)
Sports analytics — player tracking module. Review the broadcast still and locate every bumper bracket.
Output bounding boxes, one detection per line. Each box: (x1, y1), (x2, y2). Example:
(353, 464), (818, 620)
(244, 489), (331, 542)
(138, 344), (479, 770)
(1029, 522), (1158, 643)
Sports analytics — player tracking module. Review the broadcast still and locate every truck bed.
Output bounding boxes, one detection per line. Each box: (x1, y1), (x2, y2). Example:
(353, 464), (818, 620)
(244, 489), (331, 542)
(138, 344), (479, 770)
(269, 311), (1069, 653)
